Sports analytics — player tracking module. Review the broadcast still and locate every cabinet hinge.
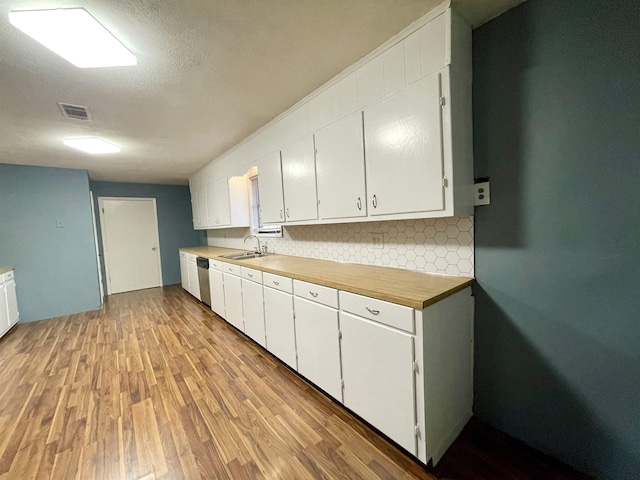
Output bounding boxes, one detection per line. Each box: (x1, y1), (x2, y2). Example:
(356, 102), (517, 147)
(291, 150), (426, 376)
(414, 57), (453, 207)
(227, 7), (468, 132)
(414, 424), (421, 438)
(412, 361), (419, 374)
(338, 330), (342, 340)
(101, 207), (104, 214)
(341, 379), (345, 390)
(442, 177), (448, 188)
(440, 96), (446, 106)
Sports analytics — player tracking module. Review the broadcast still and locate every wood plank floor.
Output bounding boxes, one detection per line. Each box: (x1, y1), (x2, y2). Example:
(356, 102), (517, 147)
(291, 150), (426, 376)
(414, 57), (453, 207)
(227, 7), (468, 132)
(0, 285), (590, 480)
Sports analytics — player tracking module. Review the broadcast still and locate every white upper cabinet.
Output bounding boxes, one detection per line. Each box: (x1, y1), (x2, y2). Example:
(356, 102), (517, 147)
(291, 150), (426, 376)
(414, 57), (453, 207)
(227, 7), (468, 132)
(190, 7), (473, 225)
(257, 151), (285, 224)
(281, 134), (318, 222)
(364, 73), (445, 216)
(190, 171), (250, 230)
(315, 111), (367, 219)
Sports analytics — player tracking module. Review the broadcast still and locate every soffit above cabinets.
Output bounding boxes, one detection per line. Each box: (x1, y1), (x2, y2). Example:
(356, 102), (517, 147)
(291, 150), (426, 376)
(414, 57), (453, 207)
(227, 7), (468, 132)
(0, 0), (523, 185)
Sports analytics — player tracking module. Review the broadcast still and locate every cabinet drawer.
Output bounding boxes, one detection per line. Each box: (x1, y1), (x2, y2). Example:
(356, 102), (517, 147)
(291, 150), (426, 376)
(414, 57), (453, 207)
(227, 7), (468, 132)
(179, 251), (187, 259)
(263, 272), (293, 294)
(187, 253), (197, 262)
(339, 291), (414, 333)
(222, 262), (240, 276)
(294, 280), (338, 309)
(241, 267), (262, 283)
(3, 270), (14, 281)
(209, 259), (224, 271)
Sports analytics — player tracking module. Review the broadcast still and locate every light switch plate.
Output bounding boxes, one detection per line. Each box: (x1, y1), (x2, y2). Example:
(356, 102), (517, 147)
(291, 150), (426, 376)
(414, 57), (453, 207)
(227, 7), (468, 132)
(474, 181), (491, 206)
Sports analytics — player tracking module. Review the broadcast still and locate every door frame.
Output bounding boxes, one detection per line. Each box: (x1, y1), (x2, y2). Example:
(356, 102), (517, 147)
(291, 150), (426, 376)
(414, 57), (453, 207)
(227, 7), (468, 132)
(98, 197), (163, 295)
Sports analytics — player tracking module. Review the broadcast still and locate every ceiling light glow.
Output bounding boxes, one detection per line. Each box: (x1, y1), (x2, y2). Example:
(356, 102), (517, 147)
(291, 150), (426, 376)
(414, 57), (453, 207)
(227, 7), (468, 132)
(9, 8), (136, 68)
(63, 138), (121, 154)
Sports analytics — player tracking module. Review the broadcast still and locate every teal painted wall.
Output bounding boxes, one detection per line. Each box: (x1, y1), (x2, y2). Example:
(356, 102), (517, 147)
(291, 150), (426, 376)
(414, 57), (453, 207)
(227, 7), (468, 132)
(0, 164), (102, 322)
(90, 181), (204, 293)
(473, 1), (640, 478)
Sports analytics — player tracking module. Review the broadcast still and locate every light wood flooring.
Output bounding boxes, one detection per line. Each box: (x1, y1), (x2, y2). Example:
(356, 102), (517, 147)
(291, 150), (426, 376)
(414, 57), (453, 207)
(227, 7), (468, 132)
(0, 285), (590, 480)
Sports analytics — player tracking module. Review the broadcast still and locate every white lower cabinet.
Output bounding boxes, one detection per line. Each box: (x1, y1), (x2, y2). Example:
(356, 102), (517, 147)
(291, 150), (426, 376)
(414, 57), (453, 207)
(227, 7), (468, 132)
(340, 310), (417, 454)
(263, 275), (297, 369)
(209, 260), (225, 317)
(241, 268), (266, 347)
(222, 269), (243, 331)
(186, 254), (200, 300)
(294, 296), (342, 401)
(0, 269), (19, 338)
(179, 253), (189, 291)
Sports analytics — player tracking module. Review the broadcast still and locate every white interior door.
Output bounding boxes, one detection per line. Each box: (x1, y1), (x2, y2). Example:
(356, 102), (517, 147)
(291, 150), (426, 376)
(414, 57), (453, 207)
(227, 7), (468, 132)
(99, 197), (162, 295)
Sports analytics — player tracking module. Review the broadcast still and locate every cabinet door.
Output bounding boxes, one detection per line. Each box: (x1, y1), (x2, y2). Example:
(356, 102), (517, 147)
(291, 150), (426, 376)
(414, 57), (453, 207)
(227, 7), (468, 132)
(340, 311), (417, 454)
(205, 182), (217, 226)
(364, 73), (445, 216)
(257, 151), (285, 224)
(242, 279), (266, 347)
(294, 297), (342, 401)
(223, 273), (243, 331)
(281, 134), (318, 222)
(5, 280), (18, 326)
(180, 256), (189, 291)
(209, 268), (225, 317)
(190, 185), (201, 228)
(0, 283), (9, 335)
(263, 287), (296, 369)
(315, 112), (367, 219)
(187, 260), (200, 299)
(213, 177), (231, 226)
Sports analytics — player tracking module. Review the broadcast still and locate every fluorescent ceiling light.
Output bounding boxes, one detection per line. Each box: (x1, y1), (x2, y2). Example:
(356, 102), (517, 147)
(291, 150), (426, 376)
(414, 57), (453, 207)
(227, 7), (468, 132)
(9, 8), (136, 68)
(63, 138), (121, 154)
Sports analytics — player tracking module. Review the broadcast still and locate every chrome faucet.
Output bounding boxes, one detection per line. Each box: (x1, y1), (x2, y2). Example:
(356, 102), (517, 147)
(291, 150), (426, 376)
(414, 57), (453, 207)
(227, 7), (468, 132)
(243, 234), (262, 255)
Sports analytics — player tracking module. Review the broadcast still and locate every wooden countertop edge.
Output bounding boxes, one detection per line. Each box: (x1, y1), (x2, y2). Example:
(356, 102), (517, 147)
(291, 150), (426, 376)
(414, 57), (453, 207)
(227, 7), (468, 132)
(179, 247), (474, 310)
(0, 266), (14, 276)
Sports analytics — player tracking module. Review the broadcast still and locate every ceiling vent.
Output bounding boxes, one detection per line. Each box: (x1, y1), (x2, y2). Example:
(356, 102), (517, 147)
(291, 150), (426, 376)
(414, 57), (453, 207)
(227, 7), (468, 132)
(58, 102), (92, 121)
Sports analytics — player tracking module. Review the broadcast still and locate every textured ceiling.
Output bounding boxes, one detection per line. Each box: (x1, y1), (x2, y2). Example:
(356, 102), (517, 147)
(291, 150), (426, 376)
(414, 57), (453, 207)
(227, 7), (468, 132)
(0, 0), (523, 185)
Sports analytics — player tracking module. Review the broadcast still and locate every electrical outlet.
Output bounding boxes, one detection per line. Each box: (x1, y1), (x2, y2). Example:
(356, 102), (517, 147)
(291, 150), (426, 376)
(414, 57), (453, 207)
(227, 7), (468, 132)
(370, 232), (384, 249)
(474, 181), (491, 206)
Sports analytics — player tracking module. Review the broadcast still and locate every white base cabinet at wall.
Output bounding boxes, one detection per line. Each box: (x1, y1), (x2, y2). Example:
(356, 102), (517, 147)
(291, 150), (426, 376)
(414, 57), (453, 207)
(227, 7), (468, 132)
(209, 259), (225, 317)
(340, 310), (417, 454)
(186, 254), (200, 300)
(263, 273), (297, 370)
(222, 262), (243, 331)
(0, 269), (19, 339)
(241, 267), (266, 347)
(179, 252), (189, 291)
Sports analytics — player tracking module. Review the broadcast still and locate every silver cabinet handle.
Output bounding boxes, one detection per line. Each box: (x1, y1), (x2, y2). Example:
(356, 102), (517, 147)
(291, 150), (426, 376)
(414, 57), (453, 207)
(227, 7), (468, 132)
(372, 195), (378, 208)
(248, 273), (253, 278)
(365, 307), (380, 315)
(286, 208), (290, 218)
(309, 291), (318, 297)
(152, 247), (157, 251)
(357, 197), (362, 211)
(280, 209), (283, 219)
(273, 281), (280, 286)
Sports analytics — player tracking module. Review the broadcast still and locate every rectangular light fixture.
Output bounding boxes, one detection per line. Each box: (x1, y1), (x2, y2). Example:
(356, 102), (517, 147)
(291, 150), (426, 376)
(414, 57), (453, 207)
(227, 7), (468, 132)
(63, 138), (121, 154)
(9, 8), (136, 68)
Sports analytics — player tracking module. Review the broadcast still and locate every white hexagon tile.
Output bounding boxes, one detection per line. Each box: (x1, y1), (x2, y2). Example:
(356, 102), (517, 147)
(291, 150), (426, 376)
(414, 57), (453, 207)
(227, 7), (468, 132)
(207, 216), (474, 277)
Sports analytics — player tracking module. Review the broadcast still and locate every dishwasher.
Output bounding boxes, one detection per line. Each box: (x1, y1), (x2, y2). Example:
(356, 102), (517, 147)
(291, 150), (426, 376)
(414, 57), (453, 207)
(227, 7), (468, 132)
(196, 257), (211, 307)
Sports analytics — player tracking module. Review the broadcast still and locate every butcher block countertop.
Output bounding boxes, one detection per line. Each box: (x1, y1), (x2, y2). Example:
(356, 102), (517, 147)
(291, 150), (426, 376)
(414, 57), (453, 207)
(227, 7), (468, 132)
(180, 246), (473, 310)
(0, 266), (14, 276)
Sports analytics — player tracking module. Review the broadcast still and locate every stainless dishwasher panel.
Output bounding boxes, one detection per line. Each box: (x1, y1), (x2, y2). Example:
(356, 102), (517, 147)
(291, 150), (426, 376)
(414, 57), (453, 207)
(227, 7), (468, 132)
(196, 257), (211, 307)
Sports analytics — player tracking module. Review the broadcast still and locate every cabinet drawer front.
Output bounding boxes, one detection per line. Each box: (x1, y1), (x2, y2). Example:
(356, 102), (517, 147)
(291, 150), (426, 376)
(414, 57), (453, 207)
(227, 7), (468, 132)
(294, 280), (338, 309)
(187, 253), (197, 262)
(241, 267), (263, 283)
(339, 291), (414, 333)
(222, 262), (240, 276)
(3, 271), (14, 281)
(209, 259), (224, 271)
(179, 251), (187, 259)
(263, 272), (293, 294)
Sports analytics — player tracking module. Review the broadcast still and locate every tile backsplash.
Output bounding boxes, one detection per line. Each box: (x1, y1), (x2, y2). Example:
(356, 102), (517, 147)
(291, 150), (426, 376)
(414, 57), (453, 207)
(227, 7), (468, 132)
(207, 216), (474, 277)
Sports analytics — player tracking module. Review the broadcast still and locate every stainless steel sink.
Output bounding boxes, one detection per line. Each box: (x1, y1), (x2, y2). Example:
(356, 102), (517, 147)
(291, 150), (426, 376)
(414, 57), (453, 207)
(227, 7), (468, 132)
(219, 252), (268, 261)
